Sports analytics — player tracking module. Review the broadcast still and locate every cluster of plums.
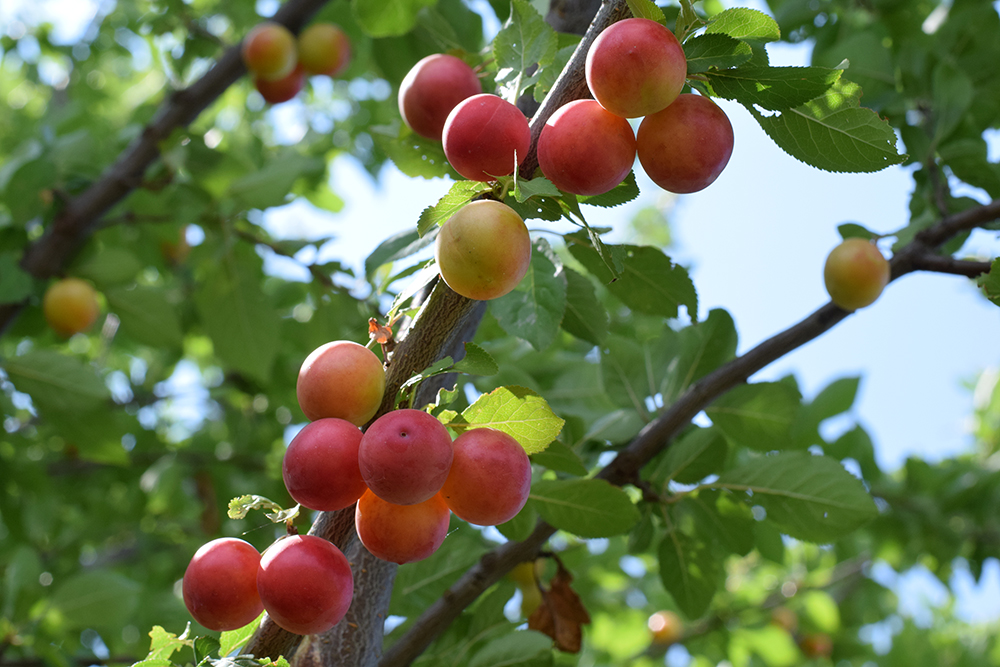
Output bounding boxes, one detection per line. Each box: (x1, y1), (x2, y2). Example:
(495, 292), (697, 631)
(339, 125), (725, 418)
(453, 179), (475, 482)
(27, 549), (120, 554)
(397, 17), (734, 196)
(182, 339), (532, 635)
(241, 20), (351, 104)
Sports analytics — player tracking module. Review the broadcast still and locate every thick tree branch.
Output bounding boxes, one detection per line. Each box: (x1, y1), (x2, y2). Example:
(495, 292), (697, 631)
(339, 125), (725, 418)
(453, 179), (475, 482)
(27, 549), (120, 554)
(0, 0), (332, 339)
(908, 253), (992, 278)
(379, 199), (1000, 666)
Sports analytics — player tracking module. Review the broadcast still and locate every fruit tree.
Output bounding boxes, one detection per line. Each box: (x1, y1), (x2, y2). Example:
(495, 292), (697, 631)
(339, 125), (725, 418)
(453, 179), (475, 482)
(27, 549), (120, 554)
(2, 0), (1000, 666)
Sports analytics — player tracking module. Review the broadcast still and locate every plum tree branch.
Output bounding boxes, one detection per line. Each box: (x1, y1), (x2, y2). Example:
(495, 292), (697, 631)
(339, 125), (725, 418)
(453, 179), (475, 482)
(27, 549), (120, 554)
(379, 199), (1000, 666)
(0, 0), (332, 340)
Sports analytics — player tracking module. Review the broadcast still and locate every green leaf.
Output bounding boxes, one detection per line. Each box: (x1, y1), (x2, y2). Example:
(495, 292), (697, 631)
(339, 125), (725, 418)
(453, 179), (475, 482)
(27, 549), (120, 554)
(661, 308), (738, 404)
(530, 439), (588, 476)
(491, 238), (567, 351)
(932, 61), (974, 143)
(49, 570), (140, 630)
(469, 631), (553, 667)
(144, 626), (192, 663)
(105, 285), (183, 350)
(228, 154), (324, 210)
(683, 491), (755, 556)
(658, 530), (719, 618)
(754, 520), (785, 564)
(219, 613), (263, 657)
(838, 222), (877, 240)
(365, 226), (438, 280)
(746, 79), (907, 173)
(391, 524), (488, 617)
(713, 452), (878, 543)
(530, 478), (640, 538)
(825, 425), (881, 483)
(513, 175), (562, 203)
(372, 126), (455, 179)
(706, 381), (802, 451)
(978, 257), (1000, 307)
(707, 66), (842, 110)
(654, 426), (729, 486)
(705, 7), (781, 42)
(791, 376), (859, 447)
(71, 247), (143, 289)
(497, 503), (538, 541)
(600, 332), (675, 416)
(352, 0), (437, 37)
(683, 34), (753, 74)
(417, 181), (492, 236)
(0, 252), (33, 305)
(227, 495), (298, 523)
(452, 342), (499, 376)
(577, 171), (639, 208)
(561, 266), (609, 345)
(567, 233), (697, 319)
(3, 350), (108, 413)
(458, 386), (565, 454)
(626, 0), (666, 22)
(493, 0), (558, 100)
(194, 250), (280, 384)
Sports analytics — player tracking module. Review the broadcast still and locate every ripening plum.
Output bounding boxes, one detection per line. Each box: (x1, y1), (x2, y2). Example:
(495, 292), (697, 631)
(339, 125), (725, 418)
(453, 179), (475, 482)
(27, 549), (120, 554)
(296, 340), (385, 426)
(256, 534), (354, 635)
(439, 428), (531, 526)
(297, 23), (351, 77)
(442, 94), (531, 181)
(253, 65), (305, 104)
(823, 238), (890, 310)
(182, 538), (264, 632)
(399, 54), (483, 141)
(585, 18), (687, 118)
(358, 408), (453, 505)
(43, 277), (100, 337)
(242, 22), (297, 82)
(282, 418), (367, 511)
(354, 489), (451, 564)
(636, 93), (734, 194)
(537, 99), (636, 195)
(434, 200), (531, 301)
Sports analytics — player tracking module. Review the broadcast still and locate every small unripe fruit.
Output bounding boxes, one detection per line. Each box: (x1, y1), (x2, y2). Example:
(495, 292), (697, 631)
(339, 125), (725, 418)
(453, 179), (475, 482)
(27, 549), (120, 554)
(586, 18), (687, 118)
(43, 277), (100, 337)
(442, 94), (530, 181)
(297, 23), (351, 77)
(257, 535), (354, 635)
(439, 428), (531, 526)
(182, 538), (264, 632)
(242, 22), (297, 82)
(399, 54), (483, 141)
(636, 93), (734, 194)
(282, 418), (367, 511)
(823, 238), (890, 310)
(296, 341), (385, 426)
(647, 610), (683, 645)
(358, 408), (453, 505)
(537, 99), (636, 195)
(253, 65), (305, 104)
(355, 489), (451, 564)
(434, 200), (532, 301)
